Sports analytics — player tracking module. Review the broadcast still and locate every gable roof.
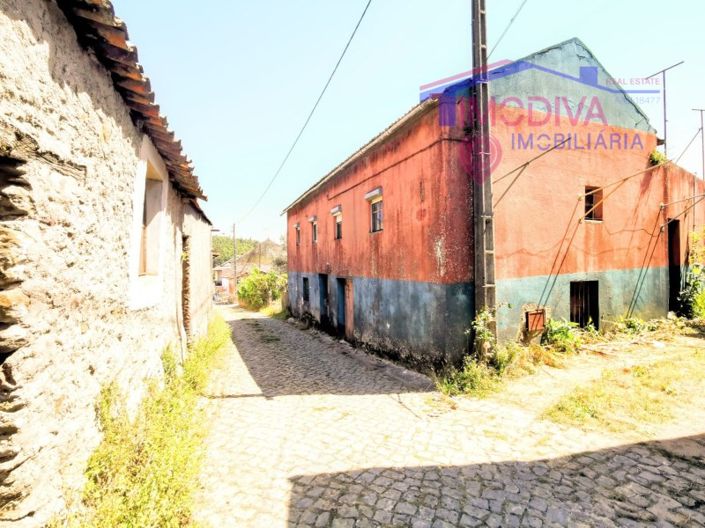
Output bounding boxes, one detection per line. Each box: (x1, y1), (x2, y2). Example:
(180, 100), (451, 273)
(284, 37), (658, 213)
(55, 0), (205, 200)
(439, 37), (656, 133)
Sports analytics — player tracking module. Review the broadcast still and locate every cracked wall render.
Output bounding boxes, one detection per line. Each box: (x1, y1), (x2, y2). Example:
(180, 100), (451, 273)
(0, 1), (212, 525)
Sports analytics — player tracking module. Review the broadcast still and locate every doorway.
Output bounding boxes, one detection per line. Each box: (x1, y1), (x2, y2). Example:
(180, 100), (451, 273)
(668, 219), (681, 312)
(318, 274), (329, 328)
(336, 278), (346, 336)
(570, 280), (599, 329)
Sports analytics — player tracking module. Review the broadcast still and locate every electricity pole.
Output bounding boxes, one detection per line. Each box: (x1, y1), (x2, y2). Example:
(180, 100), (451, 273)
(694, 108), (705, 230)
(472, 0), (496, 332)
(232, 223), (238, 305)
(646, 61), (684, 158)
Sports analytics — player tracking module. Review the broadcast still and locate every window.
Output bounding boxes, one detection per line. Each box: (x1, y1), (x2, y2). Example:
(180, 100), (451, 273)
(308, 215), (317, 244)
(584, 186), (603, 221)
(139, 165), (163, 275)
(335, 216), (343, 240)
(331, 205), (343, 240)
(570, 281), (599, 329)
(365, 187), (383, 233)
(302, 277), (310, 303)
(295, 224), (300, 246)
(371, 200), (383, 232)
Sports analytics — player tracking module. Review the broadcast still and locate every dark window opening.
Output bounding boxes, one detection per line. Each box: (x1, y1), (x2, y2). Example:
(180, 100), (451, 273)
(295, 227), (300, 246)
(312, 223), (318, 244)
(334, 216), (342, 240)
(584, 186), (603, 221)
(371, 200), (383, 233)
(302, 277), (310, 303)
(570, 281), (599, 329)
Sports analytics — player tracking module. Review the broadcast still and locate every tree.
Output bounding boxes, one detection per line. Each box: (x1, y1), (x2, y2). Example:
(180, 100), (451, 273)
(212, 235), (234, 267)
(212, 236), (258, 267)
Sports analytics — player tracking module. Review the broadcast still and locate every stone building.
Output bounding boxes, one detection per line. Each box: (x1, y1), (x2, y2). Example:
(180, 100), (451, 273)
(0, 0), (213, 524)
(284, 38), (704, 369)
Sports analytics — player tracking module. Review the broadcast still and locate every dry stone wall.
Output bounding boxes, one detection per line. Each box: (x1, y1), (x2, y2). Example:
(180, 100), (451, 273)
(0, 1), (212, 525)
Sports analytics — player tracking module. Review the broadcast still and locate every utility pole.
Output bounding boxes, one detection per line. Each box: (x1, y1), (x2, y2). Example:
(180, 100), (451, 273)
(694, 108), (705, 231)
(232, 223), (238, 305)
(646, 61), (684, 158)
(472, 0), (496, 332)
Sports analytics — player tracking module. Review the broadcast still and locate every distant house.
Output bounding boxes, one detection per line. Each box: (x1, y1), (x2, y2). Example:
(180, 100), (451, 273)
(1, 0), (213, 523)
(284, 38), (704, 369)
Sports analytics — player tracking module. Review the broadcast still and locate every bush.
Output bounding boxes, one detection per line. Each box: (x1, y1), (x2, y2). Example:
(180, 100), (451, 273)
(468, 308), (497, 362)
(649, 149), (667, 166)
(542, 318), (582, 354)
(679, 229), (705, 319)
(437, 311), (581, 397)
(237, 269), (287, 310)
(77, 317), (231, 527)
(437, 356), (501, 397)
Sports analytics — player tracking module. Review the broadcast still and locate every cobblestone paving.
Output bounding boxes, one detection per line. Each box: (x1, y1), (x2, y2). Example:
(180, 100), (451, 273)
(194, 308), (705, 527)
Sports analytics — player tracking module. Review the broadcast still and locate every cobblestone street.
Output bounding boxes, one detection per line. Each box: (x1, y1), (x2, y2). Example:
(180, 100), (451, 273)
(194, 308), (705, 528)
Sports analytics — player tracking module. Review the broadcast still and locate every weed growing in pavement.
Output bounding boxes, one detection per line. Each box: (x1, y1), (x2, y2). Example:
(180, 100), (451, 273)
(63, 316), (231, 528)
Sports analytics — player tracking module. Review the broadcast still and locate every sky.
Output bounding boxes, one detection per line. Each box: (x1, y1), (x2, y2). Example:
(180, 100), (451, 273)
(113, 0), (705, 240)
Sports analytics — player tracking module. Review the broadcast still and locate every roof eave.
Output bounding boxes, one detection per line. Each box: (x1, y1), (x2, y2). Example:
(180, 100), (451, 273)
(282, 98), (439, 214)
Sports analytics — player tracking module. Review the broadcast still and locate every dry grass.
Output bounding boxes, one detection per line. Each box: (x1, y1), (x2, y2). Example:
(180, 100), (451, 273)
(260, 301), (288, 320)
(543, 347), (705, 436)
(53, 317), (231, 528)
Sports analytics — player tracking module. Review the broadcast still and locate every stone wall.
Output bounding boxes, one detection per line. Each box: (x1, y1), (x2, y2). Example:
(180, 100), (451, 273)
(0, 1), (212, 525)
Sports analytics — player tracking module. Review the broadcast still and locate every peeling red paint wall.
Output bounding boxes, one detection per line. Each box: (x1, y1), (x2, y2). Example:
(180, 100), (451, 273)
(484, 105), (704, 280)
(287, 105), (472, 286)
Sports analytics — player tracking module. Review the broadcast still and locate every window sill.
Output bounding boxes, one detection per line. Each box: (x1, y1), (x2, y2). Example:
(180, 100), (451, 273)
(584, 219), (603, 224)
(370, 229), (383, 235)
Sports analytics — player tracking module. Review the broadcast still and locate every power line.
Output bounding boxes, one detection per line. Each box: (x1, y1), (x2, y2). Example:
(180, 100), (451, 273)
(535, 131), (699, 308)
(238, 0), (373, 223)
(487, 0), (529, 60)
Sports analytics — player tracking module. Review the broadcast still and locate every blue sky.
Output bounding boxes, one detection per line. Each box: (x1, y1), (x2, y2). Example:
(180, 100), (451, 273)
(113, 0), (705, 240)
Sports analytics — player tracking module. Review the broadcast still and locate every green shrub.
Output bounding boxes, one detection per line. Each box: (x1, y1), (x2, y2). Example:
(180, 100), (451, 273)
(649, 149), (667, 166)
(467, 308), (497, 362)
(542, 318), (582, 354)
(679, 229), (705, 319)
(78, 316), (230, 528)
(238, 269), (287, 310)
(437, 357), (501, 397)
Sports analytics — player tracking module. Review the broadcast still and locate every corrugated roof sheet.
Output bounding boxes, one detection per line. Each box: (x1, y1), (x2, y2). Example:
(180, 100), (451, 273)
(55, 0), (206, 201)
